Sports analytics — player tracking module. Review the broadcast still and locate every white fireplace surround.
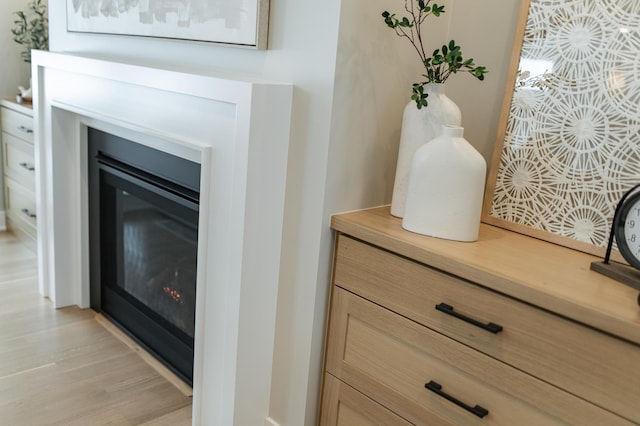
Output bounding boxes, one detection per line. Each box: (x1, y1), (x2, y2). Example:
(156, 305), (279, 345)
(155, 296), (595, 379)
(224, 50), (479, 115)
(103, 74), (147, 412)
(32, 51), (293, 425)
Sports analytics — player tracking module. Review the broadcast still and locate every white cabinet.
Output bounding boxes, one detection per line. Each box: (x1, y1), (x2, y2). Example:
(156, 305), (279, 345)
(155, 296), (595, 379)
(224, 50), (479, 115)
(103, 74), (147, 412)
(1, 99), (36, 247)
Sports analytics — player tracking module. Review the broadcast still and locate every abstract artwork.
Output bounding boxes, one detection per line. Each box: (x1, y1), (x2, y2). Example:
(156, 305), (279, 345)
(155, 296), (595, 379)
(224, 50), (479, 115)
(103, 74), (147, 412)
(483, 0), (640, 256)
(67, 0), (269, 48)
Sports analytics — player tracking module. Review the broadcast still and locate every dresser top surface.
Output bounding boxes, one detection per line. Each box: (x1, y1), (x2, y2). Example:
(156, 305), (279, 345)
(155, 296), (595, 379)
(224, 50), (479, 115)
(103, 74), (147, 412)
(332, 206), (640, 345)
(1, 97), (33, 116)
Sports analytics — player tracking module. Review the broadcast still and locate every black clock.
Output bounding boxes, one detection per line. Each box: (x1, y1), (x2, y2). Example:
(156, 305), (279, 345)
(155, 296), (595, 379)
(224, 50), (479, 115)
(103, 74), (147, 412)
(590, 184), (640, 306)
(613, 188), (640, 270)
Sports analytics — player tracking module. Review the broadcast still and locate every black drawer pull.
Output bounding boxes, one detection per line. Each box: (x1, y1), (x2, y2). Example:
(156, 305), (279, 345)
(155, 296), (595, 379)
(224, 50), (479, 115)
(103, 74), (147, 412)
(17, 125), (33, 134)
(19, 162), (35, 171)
(435, 303), (503, 334)
(425, 380), (489, 418)
(21, 208), (36, 218)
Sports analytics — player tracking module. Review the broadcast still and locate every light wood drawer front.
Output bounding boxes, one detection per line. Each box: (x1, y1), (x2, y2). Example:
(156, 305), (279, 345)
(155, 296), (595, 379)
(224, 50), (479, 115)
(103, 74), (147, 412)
(320, 374), (418, 426)
(3, 133), (35, 190)
(334, 235), (640, 423)
(326, 288), (633, 426)
(1, 108), (33, 144)
(5, 177), (37, 235)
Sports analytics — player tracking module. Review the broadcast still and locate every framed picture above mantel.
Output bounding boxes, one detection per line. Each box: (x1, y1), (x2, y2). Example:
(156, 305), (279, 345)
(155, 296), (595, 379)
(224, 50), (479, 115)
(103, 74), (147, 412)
(66, 0), (269, 49)
(482, 0), (640, 259)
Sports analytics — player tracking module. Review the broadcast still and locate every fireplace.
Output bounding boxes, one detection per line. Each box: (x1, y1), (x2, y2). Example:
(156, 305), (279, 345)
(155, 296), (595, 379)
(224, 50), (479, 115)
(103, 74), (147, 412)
(88, 128), (200, 384)
(33, 51), (293, 425)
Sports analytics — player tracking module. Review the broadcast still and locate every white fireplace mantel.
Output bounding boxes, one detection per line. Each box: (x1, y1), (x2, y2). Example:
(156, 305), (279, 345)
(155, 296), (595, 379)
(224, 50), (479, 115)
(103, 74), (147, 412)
(32, 51), (293, 425)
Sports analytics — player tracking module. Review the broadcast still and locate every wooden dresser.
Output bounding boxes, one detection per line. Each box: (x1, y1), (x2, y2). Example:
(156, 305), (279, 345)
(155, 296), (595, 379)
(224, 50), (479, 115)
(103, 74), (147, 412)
(320, 207), (640, 425)
(1, 98), (36, 247)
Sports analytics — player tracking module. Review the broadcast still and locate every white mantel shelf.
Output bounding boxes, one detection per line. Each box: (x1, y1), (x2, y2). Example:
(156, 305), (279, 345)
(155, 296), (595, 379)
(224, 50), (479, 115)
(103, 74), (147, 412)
(32, 51), (293, 426)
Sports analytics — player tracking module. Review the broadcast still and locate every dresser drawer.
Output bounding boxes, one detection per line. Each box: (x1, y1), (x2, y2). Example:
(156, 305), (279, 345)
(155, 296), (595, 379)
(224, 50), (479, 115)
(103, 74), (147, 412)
(320, 374), (417, 426)
(334, 235), (640, 422)
(326, 288), (632, 426)
(1, 107), (34, 144)
(3, 133), (35, 191)
(5, 177), (37, 236)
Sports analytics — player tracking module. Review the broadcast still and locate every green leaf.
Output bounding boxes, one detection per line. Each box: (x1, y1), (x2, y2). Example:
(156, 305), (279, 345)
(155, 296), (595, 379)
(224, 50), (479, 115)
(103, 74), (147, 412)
(411, 83), (430, 109)
(432, 4), (445, 16)
(383, 12), (398, 28)
(380, 0), (487, 90)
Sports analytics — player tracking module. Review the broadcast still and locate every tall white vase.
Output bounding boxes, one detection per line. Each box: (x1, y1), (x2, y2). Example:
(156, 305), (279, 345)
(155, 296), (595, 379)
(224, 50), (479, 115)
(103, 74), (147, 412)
(402, 125), (486, 242)
(390, 84), (461, 218)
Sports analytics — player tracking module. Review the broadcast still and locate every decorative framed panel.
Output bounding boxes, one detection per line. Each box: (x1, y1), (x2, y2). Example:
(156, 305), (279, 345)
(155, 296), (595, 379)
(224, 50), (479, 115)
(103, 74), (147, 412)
(67, 0), (269, 49)
(483, 0), (640, 257)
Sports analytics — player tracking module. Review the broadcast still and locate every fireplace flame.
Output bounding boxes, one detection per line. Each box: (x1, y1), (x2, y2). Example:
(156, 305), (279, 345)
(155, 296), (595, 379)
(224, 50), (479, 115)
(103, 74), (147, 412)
(163, 286), (183, 303)
(163, 270), (184, 303)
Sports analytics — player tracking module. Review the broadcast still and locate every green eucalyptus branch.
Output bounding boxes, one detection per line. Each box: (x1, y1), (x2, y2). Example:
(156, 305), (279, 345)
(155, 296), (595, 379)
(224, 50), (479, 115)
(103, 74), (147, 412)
(382, 0), (444, 65)
(11, 0), (49, 63)
(382, 0), (488, 109)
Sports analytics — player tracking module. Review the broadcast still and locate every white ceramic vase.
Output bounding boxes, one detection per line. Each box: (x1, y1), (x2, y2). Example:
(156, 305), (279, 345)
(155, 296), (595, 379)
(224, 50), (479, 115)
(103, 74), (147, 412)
(390, 84), (461, 218)
(402, 125), (486, 242)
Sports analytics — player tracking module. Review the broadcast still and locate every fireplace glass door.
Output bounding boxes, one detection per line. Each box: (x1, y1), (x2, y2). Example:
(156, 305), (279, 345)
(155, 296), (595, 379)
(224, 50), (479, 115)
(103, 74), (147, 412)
(89, 128), (200, 385)
(107, 184), (197, 339)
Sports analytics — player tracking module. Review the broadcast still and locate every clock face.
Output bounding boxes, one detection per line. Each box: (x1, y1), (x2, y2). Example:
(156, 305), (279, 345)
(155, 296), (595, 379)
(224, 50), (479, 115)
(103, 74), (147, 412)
(615, 191), (640, 270)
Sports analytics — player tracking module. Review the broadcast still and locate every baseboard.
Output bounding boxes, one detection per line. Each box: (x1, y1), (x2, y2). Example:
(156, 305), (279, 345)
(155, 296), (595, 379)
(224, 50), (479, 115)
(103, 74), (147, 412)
(0, 211), (6, 231)
(265, 417), (281, 426)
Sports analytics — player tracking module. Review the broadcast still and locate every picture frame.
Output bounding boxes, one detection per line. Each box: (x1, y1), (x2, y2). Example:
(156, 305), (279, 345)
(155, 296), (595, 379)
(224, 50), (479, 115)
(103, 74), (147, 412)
(482, 0), (640, 259)
(67, 0), (270, 49)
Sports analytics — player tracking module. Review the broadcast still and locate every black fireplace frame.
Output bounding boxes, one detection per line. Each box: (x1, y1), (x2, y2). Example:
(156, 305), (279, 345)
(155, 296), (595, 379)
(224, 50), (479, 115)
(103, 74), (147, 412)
(88, 128), (201, 385)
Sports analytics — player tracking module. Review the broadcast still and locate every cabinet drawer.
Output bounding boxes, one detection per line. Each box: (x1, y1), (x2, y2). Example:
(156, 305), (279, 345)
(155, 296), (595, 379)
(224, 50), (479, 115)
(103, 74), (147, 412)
(334, 235), (640, 423)
(3, 133), (35, 191)
(320, 374), (417, 426)
(1, 107), (33, 144)
(326, 288), (632, 426)
(5, 177), (37, 236)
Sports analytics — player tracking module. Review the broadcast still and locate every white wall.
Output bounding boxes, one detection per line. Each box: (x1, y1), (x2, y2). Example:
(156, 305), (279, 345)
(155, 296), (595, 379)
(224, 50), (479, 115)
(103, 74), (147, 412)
(445, 0), (522, 164)
(47, 0), (522, 424)
(277, 2), (456, 423)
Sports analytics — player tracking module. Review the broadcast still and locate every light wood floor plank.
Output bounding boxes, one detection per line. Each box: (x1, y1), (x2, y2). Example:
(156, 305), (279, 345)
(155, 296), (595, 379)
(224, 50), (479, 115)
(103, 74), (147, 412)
(0, 231), (192, 424)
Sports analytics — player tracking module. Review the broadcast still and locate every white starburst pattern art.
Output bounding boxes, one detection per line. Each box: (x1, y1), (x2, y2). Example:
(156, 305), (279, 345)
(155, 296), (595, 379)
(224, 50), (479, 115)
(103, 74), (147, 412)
(489, 0), (640, 250)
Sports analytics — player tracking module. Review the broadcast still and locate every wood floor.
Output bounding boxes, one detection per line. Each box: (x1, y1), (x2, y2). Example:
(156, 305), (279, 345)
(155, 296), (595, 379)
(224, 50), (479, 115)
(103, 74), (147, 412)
(0, 231), (193, 425)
